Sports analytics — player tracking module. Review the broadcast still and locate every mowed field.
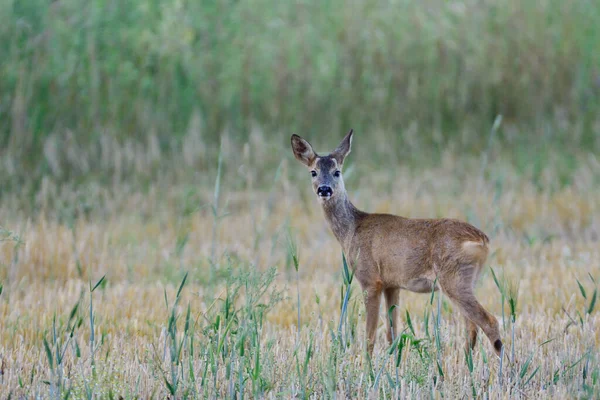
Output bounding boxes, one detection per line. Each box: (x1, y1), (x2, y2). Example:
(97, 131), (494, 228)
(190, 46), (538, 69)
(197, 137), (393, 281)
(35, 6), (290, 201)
(1, 140), (599, 399)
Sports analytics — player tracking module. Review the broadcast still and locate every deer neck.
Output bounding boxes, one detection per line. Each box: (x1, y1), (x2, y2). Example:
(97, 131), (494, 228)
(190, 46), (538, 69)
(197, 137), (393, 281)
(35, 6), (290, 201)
(321, 193), (362, 248)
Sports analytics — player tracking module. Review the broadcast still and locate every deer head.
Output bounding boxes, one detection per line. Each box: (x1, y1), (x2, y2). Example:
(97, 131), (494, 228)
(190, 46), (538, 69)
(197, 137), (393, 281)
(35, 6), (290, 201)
(290, 130), (353, 203)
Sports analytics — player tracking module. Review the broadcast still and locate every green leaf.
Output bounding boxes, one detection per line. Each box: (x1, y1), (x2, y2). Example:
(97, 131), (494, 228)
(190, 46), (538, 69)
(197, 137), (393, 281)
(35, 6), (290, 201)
(490, 268), (504, 296)
(91, 275), (106, 292)
(464, 348), (474, 373)
(286, 230), (300, 272)
(405, 310), (415, 336)
(342, 253), (351, 285)
(387, 304), (398, 332)
(577, 279), (587, 300)
(303, 334), (313, 375)
(184, 303), (191, 334)
(519, 350), (535, 380)
(436, 360), (444, 378)
(176, 272), (188, 299)
(238, 332), (246, 357)
(429, 278), (437, 305)
(588, 289), (597, 314)
(395, 336), (405, 368)
(509, 297), (517, 321)
(164, 378), (176, 395)
(564, 351), (590, 375)
(68, 302), (80, 325)
(43, 337), (54, 371)
(540, 338), (555, 347)
(481, 343), (488, 365)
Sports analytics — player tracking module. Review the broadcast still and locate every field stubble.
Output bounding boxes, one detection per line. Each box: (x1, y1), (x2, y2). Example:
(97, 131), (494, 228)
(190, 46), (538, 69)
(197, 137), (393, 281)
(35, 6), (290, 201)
(0, 140), (599, 398)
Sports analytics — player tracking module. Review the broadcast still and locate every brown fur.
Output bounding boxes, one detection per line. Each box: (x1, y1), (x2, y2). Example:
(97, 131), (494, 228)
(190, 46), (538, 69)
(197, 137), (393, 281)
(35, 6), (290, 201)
(291, 130), (502, 358)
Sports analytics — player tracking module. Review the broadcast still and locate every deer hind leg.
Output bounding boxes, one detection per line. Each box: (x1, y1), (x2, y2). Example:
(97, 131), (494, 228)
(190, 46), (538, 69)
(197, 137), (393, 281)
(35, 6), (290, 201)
(466, 264), (485, 350)
(363, 282), (383, 357)
(384, 288), (400, 344)
(439, 264), (502, 356)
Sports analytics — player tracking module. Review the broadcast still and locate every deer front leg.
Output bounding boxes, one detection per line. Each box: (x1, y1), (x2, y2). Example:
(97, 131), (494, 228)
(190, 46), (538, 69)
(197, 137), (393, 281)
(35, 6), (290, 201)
(363, 282), (383, 357)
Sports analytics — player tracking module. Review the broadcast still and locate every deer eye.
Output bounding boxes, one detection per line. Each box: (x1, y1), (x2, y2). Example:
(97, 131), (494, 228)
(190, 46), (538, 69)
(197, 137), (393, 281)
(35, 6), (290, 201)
(310, 171), (317, 177)
(334, 170), (341, 177)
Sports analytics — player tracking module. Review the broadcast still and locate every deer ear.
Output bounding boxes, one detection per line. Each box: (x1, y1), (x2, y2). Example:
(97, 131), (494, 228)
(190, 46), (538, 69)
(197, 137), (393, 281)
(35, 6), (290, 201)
(291, 134), (317, 166)
(331, 129), (353, 165)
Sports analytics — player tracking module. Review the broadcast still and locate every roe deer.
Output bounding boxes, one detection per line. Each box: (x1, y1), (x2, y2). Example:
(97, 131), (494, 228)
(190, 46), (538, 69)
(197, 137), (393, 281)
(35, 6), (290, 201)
(290, 130), (502, 357)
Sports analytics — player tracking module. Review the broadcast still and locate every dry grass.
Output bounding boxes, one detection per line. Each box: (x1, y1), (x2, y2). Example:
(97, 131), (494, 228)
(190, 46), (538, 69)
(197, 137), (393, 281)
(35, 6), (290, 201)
(0, 142), (599, 398)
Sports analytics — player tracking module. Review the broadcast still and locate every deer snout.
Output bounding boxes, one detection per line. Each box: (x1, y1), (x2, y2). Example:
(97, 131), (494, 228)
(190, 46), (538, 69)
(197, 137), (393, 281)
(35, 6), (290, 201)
(317, 185), (333, 197)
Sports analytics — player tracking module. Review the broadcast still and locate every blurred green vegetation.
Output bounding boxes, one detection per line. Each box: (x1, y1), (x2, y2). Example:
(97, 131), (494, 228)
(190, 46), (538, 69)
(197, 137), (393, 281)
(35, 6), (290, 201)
(0, 0), (599, 189)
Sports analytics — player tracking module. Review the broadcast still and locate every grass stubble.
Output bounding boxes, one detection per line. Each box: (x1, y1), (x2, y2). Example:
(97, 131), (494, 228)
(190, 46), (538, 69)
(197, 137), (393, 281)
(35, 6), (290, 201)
(0, 136), (599, 398)
(1, 0), (599, 396)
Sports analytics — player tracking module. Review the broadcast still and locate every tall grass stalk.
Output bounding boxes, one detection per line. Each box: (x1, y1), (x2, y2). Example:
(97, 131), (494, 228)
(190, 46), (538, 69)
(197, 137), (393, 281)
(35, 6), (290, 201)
(286, 229), (301, 339)
(491, 268), (506, 332)
(490, 268), (506, 387)
(464, 346), (477, 398)
(42, 299), (82, 399)
(162, 272), (188, 396)
(507, 280), (519, 364)
(89, 275), (106, 369)
(338, 253), (355, 350)
(431, 278), (444, 381)
(572, 275), (598, 329)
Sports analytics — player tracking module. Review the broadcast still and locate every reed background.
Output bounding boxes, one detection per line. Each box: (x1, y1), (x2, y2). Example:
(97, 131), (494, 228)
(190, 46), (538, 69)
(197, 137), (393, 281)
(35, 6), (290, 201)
(0, 0), (599, 398)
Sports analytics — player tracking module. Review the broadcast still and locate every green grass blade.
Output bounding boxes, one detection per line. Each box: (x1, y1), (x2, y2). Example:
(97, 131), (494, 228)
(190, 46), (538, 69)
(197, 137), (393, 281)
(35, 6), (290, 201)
(43, 337), (54, 371)
(587, 289), (597, 314)
(176, 272), (189, 299)
(490, 268), (504, 295)
(524, 366), (540, 386)
(91, 275), (106, 292)
(577, 279), (587, 299)
(164, 378), (176, 395)
(519, 350), (536, 380)
(405, 309), (415, 336)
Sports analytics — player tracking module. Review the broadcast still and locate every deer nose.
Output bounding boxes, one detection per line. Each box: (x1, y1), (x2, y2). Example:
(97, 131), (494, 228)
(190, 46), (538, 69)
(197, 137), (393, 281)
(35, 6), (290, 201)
(317, 186), (333, 197)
